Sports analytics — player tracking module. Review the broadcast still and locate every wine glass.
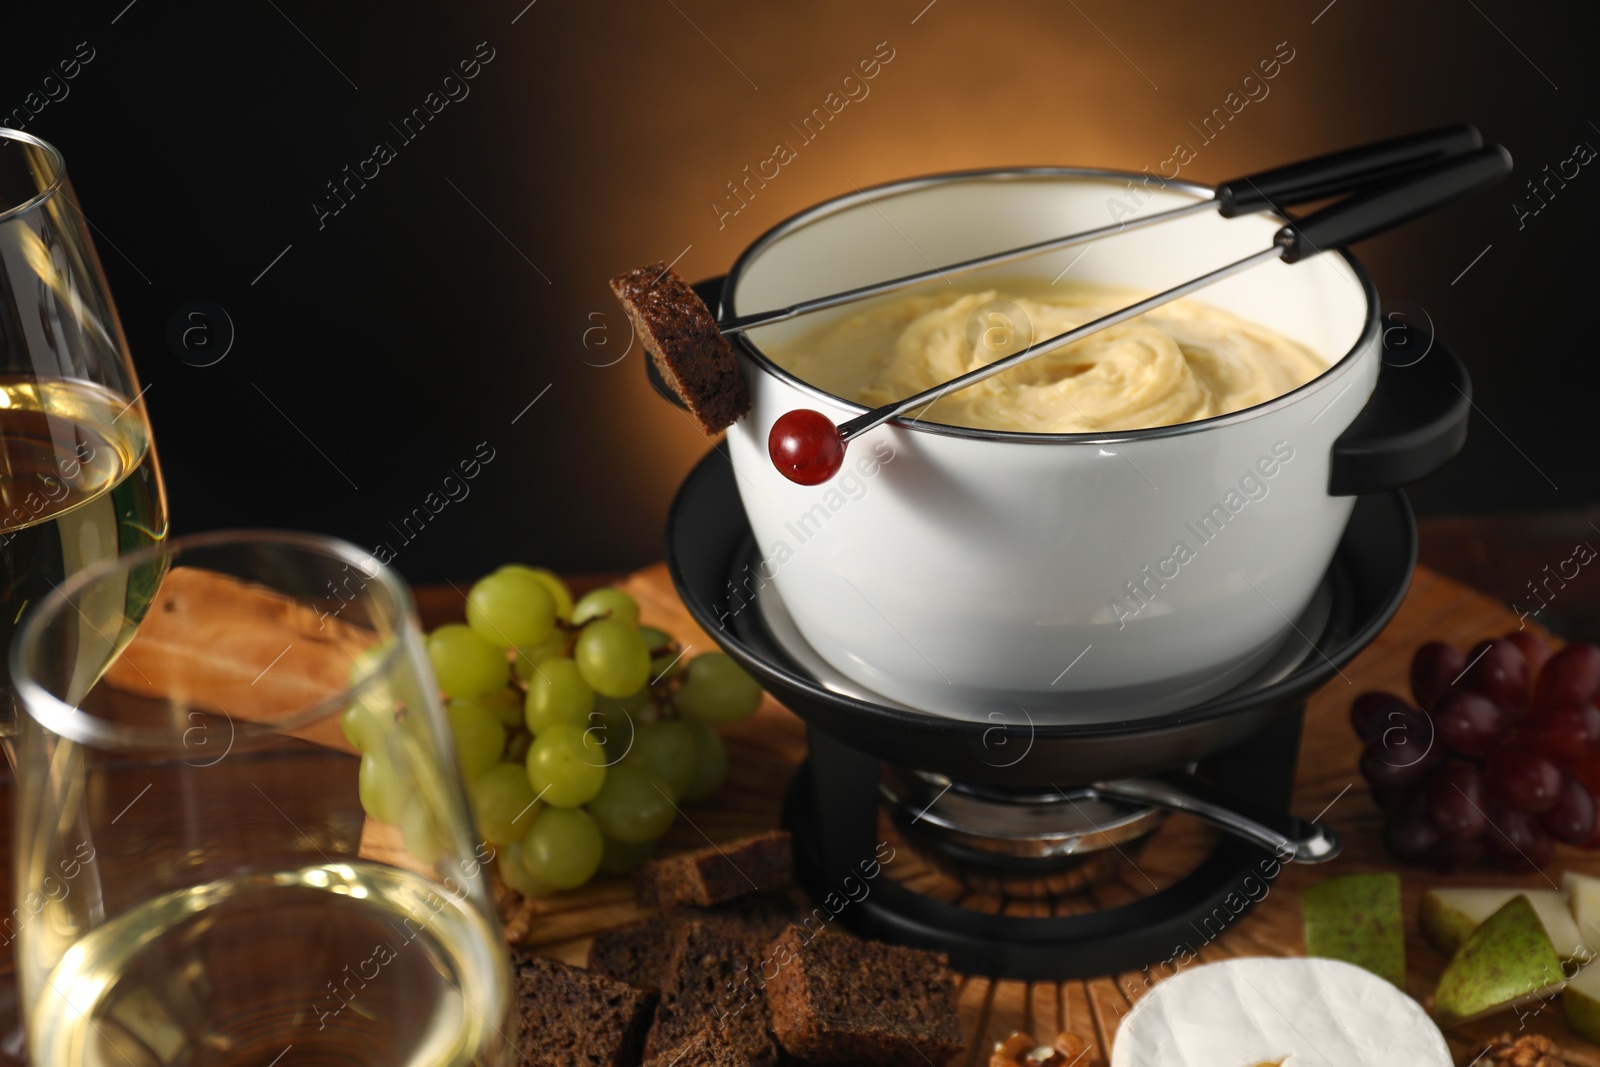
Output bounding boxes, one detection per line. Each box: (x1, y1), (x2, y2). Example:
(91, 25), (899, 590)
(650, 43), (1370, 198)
(7, 532), (517, 1066)
(0, 127), (168, 755)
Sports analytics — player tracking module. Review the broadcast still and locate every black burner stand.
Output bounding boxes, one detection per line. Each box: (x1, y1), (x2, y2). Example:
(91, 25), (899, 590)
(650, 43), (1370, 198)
(783, 707), (1313, 980)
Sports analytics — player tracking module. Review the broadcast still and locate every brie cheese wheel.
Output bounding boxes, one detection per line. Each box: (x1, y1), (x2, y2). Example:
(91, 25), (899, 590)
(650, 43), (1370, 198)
(1110, 957), (1450, 1067)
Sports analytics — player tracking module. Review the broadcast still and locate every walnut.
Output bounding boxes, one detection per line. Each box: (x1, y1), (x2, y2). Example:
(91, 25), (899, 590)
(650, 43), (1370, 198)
(1483, 1031), (1565, 1067)
(989, 1030), (1096, 1067)
(990, 1032), (1036, 1067)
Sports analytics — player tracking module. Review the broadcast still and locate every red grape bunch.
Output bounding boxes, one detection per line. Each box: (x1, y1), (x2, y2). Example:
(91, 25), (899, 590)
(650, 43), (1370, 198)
(1350, 630), (1600, 871)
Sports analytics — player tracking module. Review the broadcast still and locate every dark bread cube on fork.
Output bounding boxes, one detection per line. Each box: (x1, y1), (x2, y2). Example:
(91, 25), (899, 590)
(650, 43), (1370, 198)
(610, 262), (750, 436)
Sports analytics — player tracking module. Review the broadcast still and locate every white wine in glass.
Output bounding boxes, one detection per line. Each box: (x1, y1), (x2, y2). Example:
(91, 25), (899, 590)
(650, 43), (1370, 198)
(8, 533), (516, 1066)
(0, 129), (169, 753)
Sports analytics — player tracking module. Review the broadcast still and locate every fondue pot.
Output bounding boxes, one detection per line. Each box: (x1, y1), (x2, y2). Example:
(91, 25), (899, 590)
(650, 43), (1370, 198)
(652, 165), (1479, 974)
(677, 168), (1468, 721)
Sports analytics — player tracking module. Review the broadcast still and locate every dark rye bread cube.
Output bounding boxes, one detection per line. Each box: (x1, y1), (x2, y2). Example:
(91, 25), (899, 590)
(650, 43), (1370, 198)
(642, 919), (780, 1067)
(638, 830), (794, 910)
(663, 1025), (767, 1067)
(589, 915), (684, 993)
(510, 949), (657, 1067)
(704, 892), (804, 951)
(589, 893), (800, 993)
(764, 926), (965, 1067)
(610, 262), (749, 436)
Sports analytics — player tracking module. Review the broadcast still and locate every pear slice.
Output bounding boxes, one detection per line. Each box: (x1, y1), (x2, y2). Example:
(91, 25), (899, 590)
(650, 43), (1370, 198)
(1419, 887), (1587, 961)
(1432, 895), (1565, 1027)
(1303, 872), (1405, 986)
(1562, 871), (1600, 961)
(1565, 956), (1600, 1042)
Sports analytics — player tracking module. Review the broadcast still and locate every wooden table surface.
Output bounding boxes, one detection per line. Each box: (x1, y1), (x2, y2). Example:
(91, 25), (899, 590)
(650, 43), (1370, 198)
(4, 551), (1599, 1065)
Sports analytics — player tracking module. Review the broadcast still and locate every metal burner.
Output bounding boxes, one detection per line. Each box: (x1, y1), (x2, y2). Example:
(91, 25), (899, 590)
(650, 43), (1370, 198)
(880, 766), (1167, 896)
(880, 764), (1340, 898)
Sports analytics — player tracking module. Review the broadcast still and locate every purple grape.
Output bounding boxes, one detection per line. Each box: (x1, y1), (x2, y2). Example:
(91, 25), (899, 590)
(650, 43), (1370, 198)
(1384, 790), (1440, 863)
(1360, 706), (1438, 784)
(1350, 691), (1413, 744)
(1461, 638), (1530, 713)
(1485, 747), (1563, 814)
(1360, 738), (1439, 792)
(1434, 690), (1509, 759)
(1521, 702), (1600, 765)
(1426, 760), (1488, 841)
(1540, 773), (1597, 844)
(1412, 640), (1465, 711)
(1534, 643), (1600, 708)
(1483, 799), (1554, 870)
(1506, 630), (1552, 678)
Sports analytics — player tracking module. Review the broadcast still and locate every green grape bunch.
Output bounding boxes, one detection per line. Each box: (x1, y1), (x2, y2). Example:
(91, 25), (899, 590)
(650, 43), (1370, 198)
(351, 564), (767, 898)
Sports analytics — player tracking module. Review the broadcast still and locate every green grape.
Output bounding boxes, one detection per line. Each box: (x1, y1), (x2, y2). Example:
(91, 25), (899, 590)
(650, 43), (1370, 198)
(525, 725), (607, 807)
(497, 564), (574, 621)
(627, 720), (697, 801)
(682, 719), (729, 801)
(585, 708), (634, 763)
(466, 688), (525, 729)
(470, 763), (541, 846)
(401, 800), (444, 867)
(524, 658), (596, 735)
(340, 701), (387, 753)
(498, 840), (553, 897)
(514, 632), (569, 682)
(427, 624), (510, 700)
(574, 620), (651, 698)
(393, 703), (433, 747)
(599, 835), (657, 875)
(447, 702), (506, 780)
(346, 643), (391, 692)
(637, 626), (674, 654)
(466, 570), (557, 650)
(586, 763), (677, 843)
(587, 690), (648, 755)
(595, 687), (649, 718)
(342, 645), (395, 750)
(676, 652), (763, 724)
(358, 752), (407, 823)
(572, 588), (640, 629)
(522, 806), (603, 889)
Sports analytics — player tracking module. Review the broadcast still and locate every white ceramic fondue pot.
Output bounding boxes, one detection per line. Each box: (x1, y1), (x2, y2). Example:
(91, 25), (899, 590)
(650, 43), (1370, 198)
(708, 169), (1462, 721)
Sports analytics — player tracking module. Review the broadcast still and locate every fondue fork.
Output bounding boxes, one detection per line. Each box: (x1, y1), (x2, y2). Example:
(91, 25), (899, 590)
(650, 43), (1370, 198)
(718, 124), (1481, 337)
(769, 143), (1512, 484)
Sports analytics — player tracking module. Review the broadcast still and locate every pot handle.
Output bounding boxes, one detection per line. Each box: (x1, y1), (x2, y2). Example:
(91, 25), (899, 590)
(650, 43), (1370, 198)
(643, 275), (727, 411)
(1328, 322), (1472, 496)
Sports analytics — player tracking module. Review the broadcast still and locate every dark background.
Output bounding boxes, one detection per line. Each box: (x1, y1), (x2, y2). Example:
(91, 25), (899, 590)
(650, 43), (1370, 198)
(3, 0), (1595, 586)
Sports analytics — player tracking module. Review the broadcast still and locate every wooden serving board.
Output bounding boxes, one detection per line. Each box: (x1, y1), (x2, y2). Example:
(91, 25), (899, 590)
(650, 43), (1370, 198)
(429, 564), (1600, 1066)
